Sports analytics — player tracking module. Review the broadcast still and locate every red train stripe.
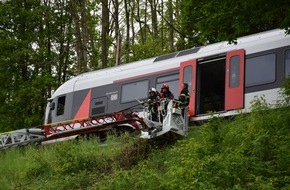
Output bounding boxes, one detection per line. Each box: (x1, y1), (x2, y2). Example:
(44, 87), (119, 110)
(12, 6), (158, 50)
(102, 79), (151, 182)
(74, 89), (92, 119)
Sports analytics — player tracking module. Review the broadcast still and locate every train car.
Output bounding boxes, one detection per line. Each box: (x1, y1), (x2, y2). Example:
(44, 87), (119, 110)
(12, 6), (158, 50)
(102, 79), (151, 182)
(44, 29), (290, 128)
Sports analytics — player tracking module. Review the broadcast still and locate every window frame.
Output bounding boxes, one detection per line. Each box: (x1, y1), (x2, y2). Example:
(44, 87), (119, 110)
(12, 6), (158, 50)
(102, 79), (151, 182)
(156, 73), (179, 98)
(56, 96), (66, 116)
(245, 53), (277, 87)
(183, 66), (193, 92)
(229, 55), (240, 88)
(120, 79), (150, 103)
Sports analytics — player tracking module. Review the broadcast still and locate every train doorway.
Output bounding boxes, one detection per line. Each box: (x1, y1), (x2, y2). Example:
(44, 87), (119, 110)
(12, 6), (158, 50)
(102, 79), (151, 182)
(179, 49), (245, 117)
(196, 58), (226, 115)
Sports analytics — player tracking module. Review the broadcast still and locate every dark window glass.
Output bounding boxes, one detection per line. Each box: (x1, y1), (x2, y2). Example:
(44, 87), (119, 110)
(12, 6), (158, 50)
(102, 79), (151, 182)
(183, 66), (192, 92)
(92, 107), (105, 115)
(285, 50), (290, 78)
(157, 74), (179, 83)
(56, 96), (66, 116)
(229, 56), (240, 88)
(156, 74), (179, 98)
(121, 80), (149, 103)
(245, 54), (276, 87)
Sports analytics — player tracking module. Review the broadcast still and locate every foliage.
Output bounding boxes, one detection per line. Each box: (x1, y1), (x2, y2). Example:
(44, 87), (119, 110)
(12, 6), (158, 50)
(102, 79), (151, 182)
(180, 0), (290, 47)
(0, 0), (182, 132)
(0, 2), (290, 189)
(281, 77), (290, 104)
(1, 80), (290, 189)
(130, 36), (169, 62)
(0, 133), (154, 190)
(1, 0), (289, 132)
(1, 99), (290, 189)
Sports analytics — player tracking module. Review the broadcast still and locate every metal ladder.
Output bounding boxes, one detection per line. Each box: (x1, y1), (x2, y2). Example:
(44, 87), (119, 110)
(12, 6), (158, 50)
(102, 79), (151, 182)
(0, 128), (45, 150)
(0, 103), (188, 150)
(0, 109), (147, 150)
(42, 109), (146, 140)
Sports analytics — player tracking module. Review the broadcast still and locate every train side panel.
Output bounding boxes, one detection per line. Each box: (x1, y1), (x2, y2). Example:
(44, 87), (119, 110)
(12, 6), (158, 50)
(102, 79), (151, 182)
(45, 30), (290, 124)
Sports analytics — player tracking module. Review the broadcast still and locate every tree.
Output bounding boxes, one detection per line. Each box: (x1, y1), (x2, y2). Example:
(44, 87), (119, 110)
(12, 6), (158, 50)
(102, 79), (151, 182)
(0, 0), (57, 130)
(101, 0), (110, 68)
(124, 0), (130, 63)
(167, 0), (174, 51)
(113, 0), (121, 66)
(149, 0), (158, 38)
(70, 0), (88, 74)
(180, 0), (290, 47)
(52, 0), (74, 84)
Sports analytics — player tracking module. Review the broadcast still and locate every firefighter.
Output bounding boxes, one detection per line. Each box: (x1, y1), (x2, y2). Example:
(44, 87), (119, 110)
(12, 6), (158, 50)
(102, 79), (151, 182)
(178, 83), (190, 117)
(147, 88), (160, 121)
(158, 83), (174, 121)
(159, 83), (174, 99)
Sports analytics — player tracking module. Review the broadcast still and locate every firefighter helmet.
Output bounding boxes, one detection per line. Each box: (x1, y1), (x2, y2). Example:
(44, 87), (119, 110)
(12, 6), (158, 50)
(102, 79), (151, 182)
(149, 87), (157, 93)
(161, 83), (169, 89)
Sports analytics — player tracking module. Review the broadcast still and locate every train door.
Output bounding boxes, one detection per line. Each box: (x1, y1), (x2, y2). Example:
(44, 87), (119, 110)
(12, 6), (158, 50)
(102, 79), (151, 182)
(179, 59), (196, 116)
(225, 49), (245, 111)
(180, 49), (245, 116)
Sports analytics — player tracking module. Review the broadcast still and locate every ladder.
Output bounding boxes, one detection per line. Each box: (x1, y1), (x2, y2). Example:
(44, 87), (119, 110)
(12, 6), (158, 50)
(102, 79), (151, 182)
(42, 109), (146, 140)
(0, 102), (189, 150)
(0, 109), (147, 150)
(0, 128), (45, 150)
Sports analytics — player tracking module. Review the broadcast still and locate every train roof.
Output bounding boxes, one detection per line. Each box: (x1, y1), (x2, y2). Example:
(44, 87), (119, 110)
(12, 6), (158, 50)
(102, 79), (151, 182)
(51, 29), (290, 99)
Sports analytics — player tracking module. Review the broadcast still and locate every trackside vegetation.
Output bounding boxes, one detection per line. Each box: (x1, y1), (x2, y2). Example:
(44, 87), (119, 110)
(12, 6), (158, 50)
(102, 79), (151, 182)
(0, 79), (290, 190)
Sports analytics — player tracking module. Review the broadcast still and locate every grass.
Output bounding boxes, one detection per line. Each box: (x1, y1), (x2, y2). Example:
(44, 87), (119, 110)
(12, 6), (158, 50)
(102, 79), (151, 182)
(1, 83), (290, 189)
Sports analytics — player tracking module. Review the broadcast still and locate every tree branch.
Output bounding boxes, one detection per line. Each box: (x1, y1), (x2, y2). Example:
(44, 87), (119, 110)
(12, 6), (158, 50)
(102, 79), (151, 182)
(156, 9), (193, 39)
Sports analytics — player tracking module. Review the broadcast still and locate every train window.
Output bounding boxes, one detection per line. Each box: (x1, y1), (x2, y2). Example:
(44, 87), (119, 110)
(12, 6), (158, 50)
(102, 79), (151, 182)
(56, 96), (66, 116)
(285, 50), (290, 78)
(229, 56), (240, 88)
(121, 80), (149, 103)
(156, 74), (179, 98)
(183, 66), (192, 92)
(245, 54), (276, 87)
(157, 74), (179, 83)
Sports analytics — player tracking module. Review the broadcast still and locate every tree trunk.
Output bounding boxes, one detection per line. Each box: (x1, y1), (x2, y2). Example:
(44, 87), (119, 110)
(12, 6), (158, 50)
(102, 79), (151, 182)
(149, 0), (158, 38)
(144, 0), (147, 41)
(124, 0), (130, 63)
(168, 0), (174, 51)
(70, 0), (88, 74)
(101, 0), (109, 68)
(136, 0), (145, 44)
(130, 1), (135, 49)
(161, 0), (164, 50)
(113, 0), (121, 66)
(80, 0), (88, 72)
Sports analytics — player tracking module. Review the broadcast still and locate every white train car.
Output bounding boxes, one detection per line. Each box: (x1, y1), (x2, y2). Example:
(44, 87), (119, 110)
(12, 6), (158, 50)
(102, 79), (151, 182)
(44, 29), (290, 127)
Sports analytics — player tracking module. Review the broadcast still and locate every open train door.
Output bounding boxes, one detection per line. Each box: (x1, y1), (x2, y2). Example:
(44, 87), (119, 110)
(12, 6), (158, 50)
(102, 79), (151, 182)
(225, 49), (245, 110)
(179, 59), (197, 116)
